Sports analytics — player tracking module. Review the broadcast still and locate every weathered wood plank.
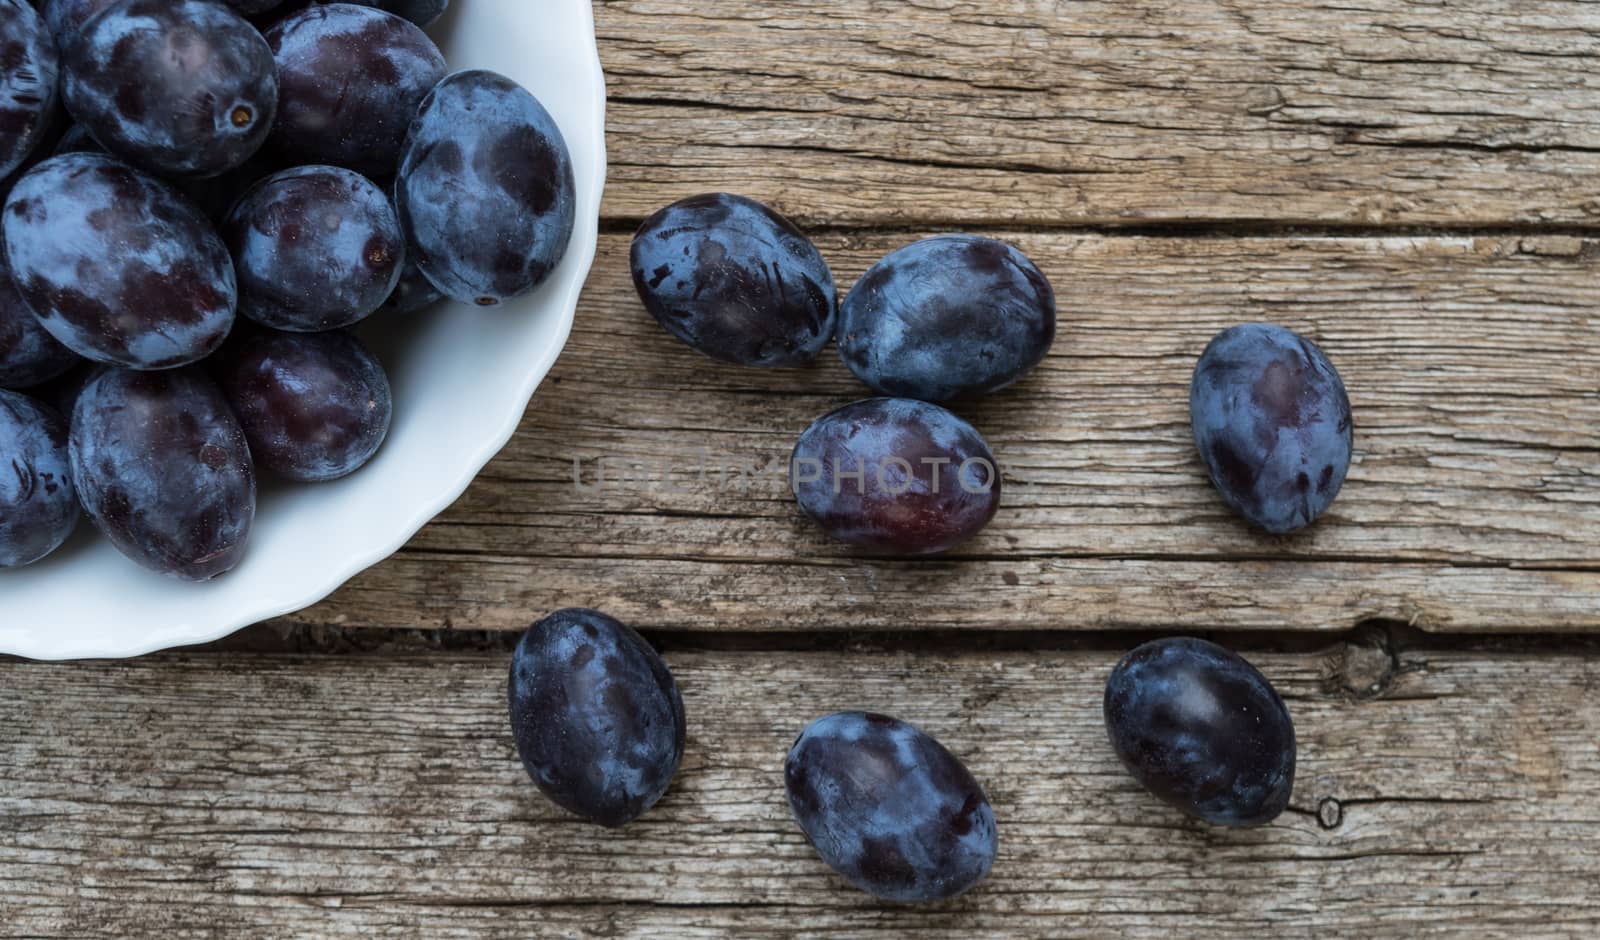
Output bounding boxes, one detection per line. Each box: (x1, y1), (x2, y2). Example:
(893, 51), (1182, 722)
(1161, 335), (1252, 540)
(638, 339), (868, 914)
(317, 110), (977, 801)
(597, 0), (1600, 227)
(294, 233), (1600, 632)
(1, 645), (1596, 937)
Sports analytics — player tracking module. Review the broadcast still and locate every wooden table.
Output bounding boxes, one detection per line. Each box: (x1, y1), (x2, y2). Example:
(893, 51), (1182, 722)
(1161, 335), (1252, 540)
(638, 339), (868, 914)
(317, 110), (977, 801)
(5, 2), (1599, 936)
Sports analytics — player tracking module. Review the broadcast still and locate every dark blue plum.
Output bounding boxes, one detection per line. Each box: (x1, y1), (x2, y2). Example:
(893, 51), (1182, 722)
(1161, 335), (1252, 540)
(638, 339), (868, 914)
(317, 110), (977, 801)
(1104, 637), (1296, 826)
(631, 193), (836, 368)
(785, 712), (998, 903)
(70, 367), (255, 580)
(0, 0), (58, 181)
(3, 153), (237, 369)
(0, 389), (78, 567)
(215, 327), (391, 482)
(397, 70), (575, 306)
(1190, 323), (1353, 533)
(345, 0), (447, 28)
(266, 3), (445, 178)
(791, 398), (1000, 555)
(508, 608), (686, 828)
(61, 0), (278, 178)
(223, 166), (403, 332)
(838, 235), (1055, 402)
(0, 249), (76, 390)
(381, 253), (443, 314)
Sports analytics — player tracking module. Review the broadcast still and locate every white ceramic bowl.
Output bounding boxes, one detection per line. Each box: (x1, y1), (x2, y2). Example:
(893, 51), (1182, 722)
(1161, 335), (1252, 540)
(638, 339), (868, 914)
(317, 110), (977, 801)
(0, 0), (607, 660)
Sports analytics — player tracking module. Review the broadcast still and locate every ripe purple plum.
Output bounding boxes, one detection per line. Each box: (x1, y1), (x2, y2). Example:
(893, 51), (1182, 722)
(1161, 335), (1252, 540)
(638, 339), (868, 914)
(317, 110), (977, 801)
(70, 367), (255, 580)
(3, 153), (236, 369)
(222, 166), (403, 332)
(508, 609), (686, 827)
(785, 712), (998, 903)
(215, 327), (392, 482)
(630, 193), (836, 367)
(0, 0), (59, 182)
(0, 389), (78, 567)
(266, 3), (445, 178)
(791, 398), (1000, 554)
(396, 70), (575, 306)
(1104, 637), (1296, 826)
(1190, 323), (1353, 533)
(838, 235), (1055, 402)
(61, 0), (278, 177)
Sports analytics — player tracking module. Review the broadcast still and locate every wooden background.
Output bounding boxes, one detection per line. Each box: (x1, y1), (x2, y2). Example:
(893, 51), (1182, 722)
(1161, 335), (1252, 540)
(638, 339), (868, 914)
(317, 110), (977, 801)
(4, 1), (1599, 936)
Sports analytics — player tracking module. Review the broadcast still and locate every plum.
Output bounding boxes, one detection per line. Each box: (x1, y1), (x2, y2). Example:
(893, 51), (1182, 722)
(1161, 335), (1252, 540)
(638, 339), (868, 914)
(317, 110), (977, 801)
(222, 165), (403, 332)
(396, 69), (575, 306)
(0, 0), (59, 182)
(70, 366), (255, 580)
(631, 193), (836, 367)
(61, 0), (278, 177)
(791, 397), (1000, 554)
(1190, 323), (1353, 533)
(214, 327), (391, 482)
(266, 3), (445, 178)
(785, 712), (998, 903)
(3, 153), (236, 370)
(838, 235), (1055, 402)
(1104, 637), (1296, 826)
(508, 608), (686, 827)
(0, 389), (78, 567)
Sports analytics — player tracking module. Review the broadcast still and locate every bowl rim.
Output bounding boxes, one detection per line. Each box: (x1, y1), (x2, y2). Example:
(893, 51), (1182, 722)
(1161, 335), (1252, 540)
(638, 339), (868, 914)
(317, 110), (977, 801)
(1, 3), (608, 661)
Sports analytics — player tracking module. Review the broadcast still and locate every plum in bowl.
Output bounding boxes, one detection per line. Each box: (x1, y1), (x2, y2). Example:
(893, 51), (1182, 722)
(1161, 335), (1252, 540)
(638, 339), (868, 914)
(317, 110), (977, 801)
(0, 0), (606, 659)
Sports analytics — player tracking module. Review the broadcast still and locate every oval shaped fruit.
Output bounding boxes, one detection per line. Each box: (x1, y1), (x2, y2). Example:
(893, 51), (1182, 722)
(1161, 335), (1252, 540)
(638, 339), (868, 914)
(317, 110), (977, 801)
(62, 0), (278, 178)
(223, 166), (404, 332)
(507, 608), (686, 827)
(3, 153), (237, 369)
(838, 235), (1055, 402)
(70, 367), (255, 580)
(785, 712), (998, 903)
(0, 0), (59, 182)
(266, 4), (446, 177)
(630, 193), (836, 367)
(791, 398), (1000, 554)
(1190, 322), (1353, 533)
(1104, 637), (1296, 826)
(215, 327), (392, 482)
(0, 390), (78, 568)
(396, 69), (576, 306)
(0, 252), (77, 390)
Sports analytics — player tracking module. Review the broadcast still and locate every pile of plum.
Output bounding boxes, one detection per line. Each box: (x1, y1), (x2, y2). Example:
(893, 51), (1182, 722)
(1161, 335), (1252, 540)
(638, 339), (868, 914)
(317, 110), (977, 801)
(509, 611), (1296, 904)
(499, 192), (1349, 903)
(631, 192), (1353, 554)
(0, 0), (576, 575)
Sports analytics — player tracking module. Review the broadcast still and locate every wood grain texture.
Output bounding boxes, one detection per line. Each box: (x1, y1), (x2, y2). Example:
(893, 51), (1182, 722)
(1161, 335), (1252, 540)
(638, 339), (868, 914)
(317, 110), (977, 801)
(597, 0), (1600, 227)
(290, 233), (1600, 633)
(1, 645), (1597, 938)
